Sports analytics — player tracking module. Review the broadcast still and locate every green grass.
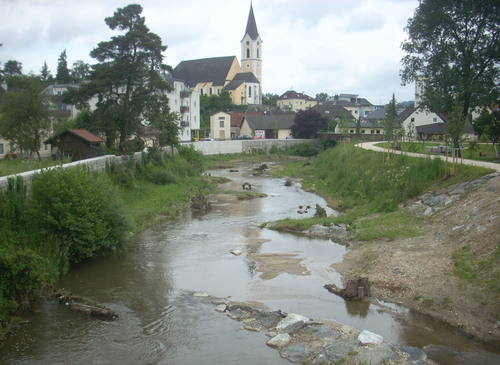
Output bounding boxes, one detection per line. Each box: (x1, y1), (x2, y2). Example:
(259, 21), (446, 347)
(350, 211), (424, 241)
(0, 157), (71, 177)
(376, 142), (499, 163)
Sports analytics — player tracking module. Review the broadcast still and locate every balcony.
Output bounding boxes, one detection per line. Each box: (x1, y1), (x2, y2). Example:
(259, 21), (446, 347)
(180, 106), (189, 114)
(180, 121), (189, 128)
(180, 90), (190, 98)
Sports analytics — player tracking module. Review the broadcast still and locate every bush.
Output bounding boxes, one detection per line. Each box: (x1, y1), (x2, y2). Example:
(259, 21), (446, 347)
(30, 166), (131, 263)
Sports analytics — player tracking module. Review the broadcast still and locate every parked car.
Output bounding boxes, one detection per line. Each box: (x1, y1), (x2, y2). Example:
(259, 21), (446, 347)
(237, 135), (253, 140)
(200, 138), (214, 142)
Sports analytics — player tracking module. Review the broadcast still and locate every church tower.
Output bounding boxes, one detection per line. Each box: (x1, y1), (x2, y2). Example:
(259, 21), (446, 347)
(241, 2), (262, 86)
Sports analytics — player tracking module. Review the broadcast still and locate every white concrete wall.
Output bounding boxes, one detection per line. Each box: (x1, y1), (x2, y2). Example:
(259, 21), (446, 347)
(0, 139), (310, 190)
(0, 153), (143, 191)
(191, 138), (307, 155)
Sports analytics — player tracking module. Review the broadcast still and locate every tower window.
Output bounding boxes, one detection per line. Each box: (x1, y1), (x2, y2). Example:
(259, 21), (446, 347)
(246, 48), (250, 58)
(257, 48), (259, 58)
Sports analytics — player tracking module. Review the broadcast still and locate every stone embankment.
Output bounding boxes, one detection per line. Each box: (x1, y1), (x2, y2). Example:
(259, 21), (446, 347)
(407, 172), (500, 217)
(193, 292), (435, 365)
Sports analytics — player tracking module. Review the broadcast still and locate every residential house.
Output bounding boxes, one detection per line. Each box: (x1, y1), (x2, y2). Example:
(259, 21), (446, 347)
(397, 104), (476, 141)
(240, 113), (295, 139)
(164, 75), (200, 142)
(228, 111), (262, 139)
(44, 128), (105, 161)
(172, 4), (262, 106)
(277, 90), (317, 112)
(329, 99), (361, 119)
(210, 111), (231, 140)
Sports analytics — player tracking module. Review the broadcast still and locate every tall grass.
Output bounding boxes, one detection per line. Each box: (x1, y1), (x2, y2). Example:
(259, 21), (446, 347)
(311, 144), (491, 213)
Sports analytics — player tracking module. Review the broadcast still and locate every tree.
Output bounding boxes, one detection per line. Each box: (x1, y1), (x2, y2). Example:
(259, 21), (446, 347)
(338, 111), (350, 142)
(0, 76), (53, 160)
(315, 92), (330, 102)
(262, 93), (279, 106)
(56, 49), (72, 83)
(2, 60), (23, 77)
(474, 109), (500, 155)
(71, 60), (90, 82)
(39, 61), (53, 82)
(383, 93), (397, 150)
(401, 0), (500, 119)
(291, 109), (328, 139)
(67, 4), (172, 153)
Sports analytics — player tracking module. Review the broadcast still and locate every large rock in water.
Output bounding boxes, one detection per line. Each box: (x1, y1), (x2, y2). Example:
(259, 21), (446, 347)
(324, 277), (371, 299)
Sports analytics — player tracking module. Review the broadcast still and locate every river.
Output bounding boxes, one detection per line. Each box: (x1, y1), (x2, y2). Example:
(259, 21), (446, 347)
(1, 162), (498, 364)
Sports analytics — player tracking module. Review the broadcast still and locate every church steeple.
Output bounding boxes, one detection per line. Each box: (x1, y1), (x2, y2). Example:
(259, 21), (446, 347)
(241, 2), (262, 86)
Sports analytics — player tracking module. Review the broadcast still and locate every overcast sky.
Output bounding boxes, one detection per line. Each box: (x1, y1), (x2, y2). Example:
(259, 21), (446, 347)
(0, 0), (419, 104)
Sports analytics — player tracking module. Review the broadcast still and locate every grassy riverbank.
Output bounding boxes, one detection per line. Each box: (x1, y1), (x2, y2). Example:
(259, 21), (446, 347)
(0, 146), (210, 335)
(271, 143), (493, 240)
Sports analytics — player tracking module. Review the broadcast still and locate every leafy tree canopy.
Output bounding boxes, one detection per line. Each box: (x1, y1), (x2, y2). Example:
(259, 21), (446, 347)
(291, 109), (328, 139)
(262, 93), (279, 106)
(71, 60), (91, 82)
(401, 0), (500, 118)
(1, 60), (23, 78)
(315, 92), (330, 102)
(0, 76), (53, 160)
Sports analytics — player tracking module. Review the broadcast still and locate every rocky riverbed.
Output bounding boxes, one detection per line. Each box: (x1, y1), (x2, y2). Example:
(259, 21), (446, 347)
(193, 292), (435, 365)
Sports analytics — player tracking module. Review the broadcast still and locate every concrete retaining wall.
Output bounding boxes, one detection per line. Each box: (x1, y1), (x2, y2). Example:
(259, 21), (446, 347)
(0, 139), (312, 191)
(0, 152), (143, 191)
(191, 138), (308, 155)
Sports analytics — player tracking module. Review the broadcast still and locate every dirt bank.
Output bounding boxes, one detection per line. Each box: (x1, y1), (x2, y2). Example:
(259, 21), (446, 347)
(333, 174), (500, 343)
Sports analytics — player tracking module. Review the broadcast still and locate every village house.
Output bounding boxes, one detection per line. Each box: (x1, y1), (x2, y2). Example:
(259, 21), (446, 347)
(397, 80), (476, 141)
(240, 113), (295, 139)
(209, 111), (231, 140)
(277, 90), (317, 112)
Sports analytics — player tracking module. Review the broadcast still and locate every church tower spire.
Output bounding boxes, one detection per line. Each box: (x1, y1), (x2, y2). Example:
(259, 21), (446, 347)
(241, 2), (262, 85)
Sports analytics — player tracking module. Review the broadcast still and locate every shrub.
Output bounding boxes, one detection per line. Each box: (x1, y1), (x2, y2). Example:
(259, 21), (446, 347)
(30, 166), (131, 263)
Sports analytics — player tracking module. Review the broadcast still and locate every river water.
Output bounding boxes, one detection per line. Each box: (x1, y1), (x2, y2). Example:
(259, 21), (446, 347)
(1, 162), (499, 364)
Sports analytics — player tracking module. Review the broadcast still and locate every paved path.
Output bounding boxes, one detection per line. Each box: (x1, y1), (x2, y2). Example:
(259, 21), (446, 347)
(355, 141), (500, 172)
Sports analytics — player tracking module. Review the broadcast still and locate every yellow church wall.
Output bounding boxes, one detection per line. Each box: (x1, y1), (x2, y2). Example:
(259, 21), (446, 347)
(228, 83), (247, 105)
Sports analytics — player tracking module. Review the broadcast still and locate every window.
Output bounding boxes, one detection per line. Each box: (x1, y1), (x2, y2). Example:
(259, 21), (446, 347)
(433, 117), (437, 123)
(217, 88), (220, 95)
(0, 143), (4, 154)
(411, 117), (415, 123)
(376, 130), (380, 134)
(257, 48), (259, 58)
(246, 64), (250, 68)
(350, 130), (354, 134)
(220, 120), (224, 128)
(209, 87), (213, 95)
(248, 86), (252, 97)
(362, 130), (365, 134)
(246, 48), (250, 58)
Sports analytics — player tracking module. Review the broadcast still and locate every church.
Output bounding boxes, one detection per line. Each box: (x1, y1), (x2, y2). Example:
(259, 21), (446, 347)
(172, 3), (262, 105)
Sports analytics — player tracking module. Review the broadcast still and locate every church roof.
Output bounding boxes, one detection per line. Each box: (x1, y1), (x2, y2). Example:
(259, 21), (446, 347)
(172, 56), (238, 87)
(233, 72), (259, 83)
(243, 3), (259, 40)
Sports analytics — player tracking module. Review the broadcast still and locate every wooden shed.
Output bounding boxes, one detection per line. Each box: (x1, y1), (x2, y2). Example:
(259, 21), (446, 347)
(45, 129), (105, 161)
